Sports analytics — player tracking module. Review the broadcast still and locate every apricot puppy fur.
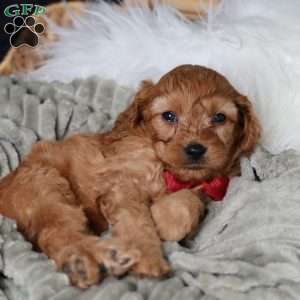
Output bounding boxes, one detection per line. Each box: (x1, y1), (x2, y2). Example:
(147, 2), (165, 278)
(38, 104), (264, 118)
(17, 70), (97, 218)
(0, 65), (261, 288)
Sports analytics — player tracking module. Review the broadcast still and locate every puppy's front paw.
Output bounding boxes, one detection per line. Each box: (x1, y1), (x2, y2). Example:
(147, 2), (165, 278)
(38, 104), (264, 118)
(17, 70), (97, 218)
(55, 237), (140, 288)
(132, 253), (170, 277)
(96, 240), (140, 276)
(57, 244), (101, 289)
(151, 189), (204, 241)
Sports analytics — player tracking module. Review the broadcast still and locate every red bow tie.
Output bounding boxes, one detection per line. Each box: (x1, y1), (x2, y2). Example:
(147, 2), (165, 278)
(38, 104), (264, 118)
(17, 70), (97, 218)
(163, 171), (229, 201)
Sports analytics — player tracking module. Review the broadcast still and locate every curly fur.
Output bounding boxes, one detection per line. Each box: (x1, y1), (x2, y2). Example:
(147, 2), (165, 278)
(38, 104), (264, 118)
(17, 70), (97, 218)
(0, 65), (260, 288)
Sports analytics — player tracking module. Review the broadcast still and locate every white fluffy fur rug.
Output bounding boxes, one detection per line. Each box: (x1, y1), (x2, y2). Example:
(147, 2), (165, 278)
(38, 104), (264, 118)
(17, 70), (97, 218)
(30, 0), (300, 155)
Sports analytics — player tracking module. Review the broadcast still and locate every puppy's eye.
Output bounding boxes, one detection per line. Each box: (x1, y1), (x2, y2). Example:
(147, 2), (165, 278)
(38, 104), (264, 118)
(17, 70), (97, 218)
(162, 111), (178, 123)
(212, 113), (226, 124)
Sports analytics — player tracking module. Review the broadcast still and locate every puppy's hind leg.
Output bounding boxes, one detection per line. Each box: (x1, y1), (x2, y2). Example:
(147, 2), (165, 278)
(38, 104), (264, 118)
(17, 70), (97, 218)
(35, 195), (139, 288)
(0, 164), (134, 288)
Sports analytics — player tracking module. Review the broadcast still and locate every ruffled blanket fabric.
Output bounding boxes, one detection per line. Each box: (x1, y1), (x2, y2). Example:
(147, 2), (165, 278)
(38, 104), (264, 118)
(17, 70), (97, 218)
(1, 76), (300, 300)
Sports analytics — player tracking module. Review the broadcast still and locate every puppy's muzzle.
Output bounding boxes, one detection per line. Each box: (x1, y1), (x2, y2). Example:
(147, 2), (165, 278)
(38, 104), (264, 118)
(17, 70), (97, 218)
(184, 143), (207, 162)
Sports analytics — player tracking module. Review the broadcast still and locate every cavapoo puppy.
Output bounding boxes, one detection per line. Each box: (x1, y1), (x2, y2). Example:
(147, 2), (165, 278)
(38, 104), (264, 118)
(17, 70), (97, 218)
(0, 65), (261, 288)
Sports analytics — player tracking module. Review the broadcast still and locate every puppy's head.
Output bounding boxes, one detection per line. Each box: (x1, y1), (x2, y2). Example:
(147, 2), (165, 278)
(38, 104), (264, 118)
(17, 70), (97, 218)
(115, 65), (261, 181)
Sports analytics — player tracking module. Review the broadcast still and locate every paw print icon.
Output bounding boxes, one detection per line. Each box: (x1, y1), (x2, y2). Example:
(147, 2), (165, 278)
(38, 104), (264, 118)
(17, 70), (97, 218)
(4, 16), (45, 48)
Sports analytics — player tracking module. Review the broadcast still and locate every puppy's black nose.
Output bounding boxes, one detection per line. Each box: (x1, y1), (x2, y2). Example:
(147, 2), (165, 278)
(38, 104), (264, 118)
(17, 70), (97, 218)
(185, 143), (207, 161)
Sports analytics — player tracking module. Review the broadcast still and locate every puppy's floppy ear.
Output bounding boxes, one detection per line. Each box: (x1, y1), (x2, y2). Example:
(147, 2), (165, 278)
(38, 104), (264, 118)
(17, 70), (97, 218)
(235, 96), (261, 155)
(113, 80), (154, 133)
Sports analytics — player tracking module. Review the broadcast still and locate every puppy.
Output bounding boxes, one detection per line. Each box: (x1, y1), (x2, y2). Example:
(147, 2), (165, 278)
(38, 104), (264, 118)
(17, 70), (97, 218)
(0, 65), (261, 288)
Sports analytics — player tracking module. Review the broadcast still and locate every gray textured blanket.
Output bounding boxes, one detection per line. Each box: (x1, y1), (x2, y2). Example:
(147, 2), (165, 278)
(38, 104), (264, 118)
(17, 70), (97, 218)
(1, 76), (300, 300)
